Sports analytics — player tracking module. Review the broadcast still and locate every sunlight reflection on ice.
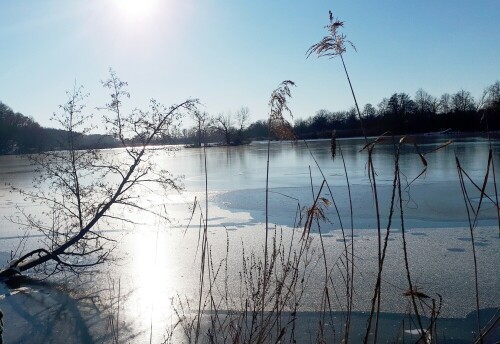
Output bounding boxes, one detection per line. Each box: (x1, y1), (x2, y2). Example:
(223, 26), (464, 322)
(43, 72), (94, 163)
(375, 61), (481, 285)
(120, 229), (181, 342)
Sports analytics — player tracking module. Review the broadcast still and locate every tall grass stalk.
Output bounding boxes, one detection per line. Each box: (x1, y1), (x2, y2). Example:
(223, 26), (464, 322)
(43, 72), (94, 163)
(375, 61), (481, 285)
(483, 109), (500, 237)
(194, 144), (210, 342)
(307, 11), (368, 142)
(263, 80), (296, 328)
(306, 12), (380, 342)
(367, 143), (383, 343)
(454, 138), (500, 342)
(302, 137), (354, 340)
(396, 139), (425, 339)
(337, 140), (355, 342)
(363, 136), (398, 344)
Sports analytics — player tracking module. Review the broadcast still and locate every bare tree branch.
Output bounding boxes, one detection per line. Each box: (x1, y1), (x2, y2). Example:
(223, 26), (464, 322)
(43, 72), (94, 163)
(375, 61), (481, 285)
(1, 70), (198, 278)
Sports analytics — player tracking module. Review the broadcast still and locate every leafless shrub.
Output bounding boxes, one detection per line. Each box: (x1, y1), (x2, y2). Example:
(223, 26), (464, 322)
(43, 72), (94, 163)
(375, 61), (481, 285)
(1, 70), (198, 278)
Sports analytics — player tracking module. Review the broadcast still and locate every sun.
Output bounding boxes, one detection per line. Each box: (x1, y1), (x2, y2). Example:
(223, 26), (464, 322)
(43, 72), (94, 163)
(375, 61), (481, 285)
(113, 0), (159, 21)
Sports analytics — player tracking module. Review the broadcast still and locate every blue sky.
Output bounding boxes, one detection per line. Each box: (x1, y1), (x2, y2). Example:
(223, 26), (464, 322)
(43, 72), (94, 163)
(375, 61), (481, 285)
(1, 0), (499, 129)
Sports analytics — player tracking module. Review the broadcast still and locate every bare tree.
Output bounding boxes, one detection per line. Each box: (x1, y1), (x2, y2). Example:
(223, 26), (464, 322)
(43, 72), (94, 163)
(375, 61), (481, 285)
(191, 110), (210, 147)
(212, 113), (233, 145)
(415, 88), (437, 114)
(235, 106), (250, 144)
(363, 103), (376, 118)
(484, 81), (500, 111)
(438, 93), (452, 114)
(0, 70), (197, 278)
(235, 107), (249, 132)
(452, 89), (476, 113)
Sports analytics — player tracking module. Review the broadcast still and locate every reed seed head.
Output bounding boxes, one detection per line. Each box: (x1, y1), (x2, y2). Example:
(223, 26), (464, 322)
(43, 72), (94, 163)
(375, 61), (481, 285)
(307, 11), (356, 59)
(268, 80), (296, 140)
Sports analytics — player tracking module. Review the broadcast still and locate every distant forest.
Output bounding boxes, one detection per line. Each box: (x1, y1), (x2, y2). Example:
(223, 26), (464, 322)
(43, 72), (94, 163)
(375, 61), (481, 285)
(0, 102), (117, 154)
(1, 81), (499, 154)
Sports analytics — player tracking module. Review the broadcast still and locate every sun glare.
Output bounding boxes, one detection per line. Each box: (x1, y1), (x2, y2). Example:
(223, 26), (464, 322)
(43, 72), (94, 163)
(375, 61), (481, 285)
(113, 0), (159, 21)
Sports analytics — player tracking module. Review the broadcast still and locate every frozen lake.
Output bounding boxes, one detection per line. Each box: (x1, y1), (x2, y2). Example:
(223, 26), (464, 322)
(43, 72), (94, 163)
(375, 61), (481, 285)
(0, 136), (499, 343)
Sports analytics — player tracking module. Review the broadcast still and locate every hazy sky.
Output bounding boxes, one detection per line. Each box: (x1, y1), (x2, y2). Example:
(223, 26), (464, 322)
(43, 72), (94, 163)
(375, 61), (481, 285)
(1, 0), (499, 129)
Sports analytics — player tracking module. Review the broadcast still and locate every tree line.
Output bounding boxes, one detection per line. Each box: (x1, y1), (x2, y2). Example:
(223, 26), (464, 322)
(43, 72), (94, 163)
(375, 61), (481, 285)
(180, 81), (500, 144)
(1, 81), (499, 154)
(293, 81), (500, 139)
